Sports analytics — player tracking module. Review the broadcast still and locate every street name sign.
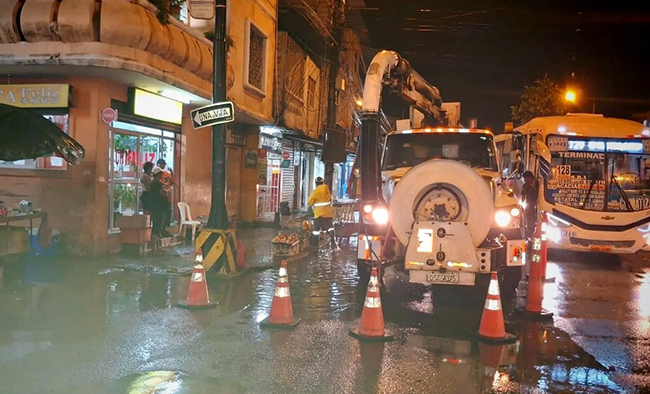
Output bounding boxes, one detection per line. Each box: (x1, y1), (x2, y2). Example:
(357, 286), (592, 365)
(191, 101), (235, 129)
(189, 0), (214, 20)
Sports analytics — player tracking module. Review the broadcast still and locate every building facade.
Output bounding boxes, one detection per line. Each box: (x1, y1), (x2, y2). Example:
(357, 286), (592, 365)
(262, 0), (364, 220)
(0, 0), (277, 255)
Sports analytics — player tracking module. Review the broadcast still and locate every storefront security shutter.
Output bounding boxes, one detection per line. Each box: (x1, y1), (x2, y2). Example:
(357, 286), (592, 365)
(280, 139), (295, 209)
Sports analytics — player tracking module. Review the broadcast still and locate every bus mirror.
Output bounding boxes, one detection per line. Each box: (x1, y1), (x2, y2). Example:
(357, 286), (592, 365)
(512, 134), (524, 151)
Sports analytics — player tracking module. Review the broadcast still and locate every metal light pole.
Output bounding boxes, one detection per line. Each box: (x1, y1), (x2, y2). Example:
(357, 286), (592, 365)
(323, 0), (345, 191)
(207, 0), (229, 229)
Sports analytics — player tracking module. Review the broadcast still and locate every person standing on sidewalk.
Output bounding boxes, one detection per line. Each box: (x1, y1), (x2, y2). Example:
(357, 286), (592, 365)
(140, 161), (154, 215)
(156, 158), (173, 236)
(150, 167), (170, 250)
(308, 177), (335, 247)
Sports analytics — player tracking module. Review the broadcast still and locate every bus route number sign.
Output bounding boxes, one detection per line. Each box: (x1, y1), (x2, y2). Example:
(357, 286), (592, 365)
(548, 136), (568, 152)
(556, 165), (571, 180)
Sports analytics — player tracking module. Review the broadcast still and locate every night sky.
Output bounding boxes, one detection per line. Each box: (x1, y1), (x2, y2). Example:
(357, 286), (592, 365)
(357, 1), (650, 130)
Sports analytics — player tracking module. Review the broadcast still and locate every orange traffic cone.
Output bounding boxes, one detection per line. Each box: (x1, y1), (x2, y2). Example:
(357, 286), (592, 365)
(177, 249), (218, 309)
(236, 237), (248, 270)
(260, 260), (301, 328)
(518, 222), (553, 319)
(539, 212), (556, 283)
(519, 321), (541, 373)
(349, 267), (394, 342)
(478, 272), (516, 343)
(478, 342), (504, 393)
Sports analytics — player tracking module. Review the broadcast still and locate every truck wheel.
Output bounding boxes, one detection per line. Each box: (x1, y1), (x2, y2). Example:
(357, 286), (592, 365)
(502, 266), (522, 297)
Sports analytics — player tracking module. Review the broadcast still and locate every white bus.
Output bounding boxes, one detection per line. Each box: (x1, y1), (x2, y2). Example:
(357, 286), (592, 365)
(496, 113), (650, 254)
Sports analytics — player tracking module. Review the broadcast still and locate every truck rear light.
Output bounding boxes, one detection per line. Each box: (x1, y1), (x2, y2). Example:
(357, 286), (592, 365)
(446, 262), (471, 268)
(442, 358), (465, 365)
(359, 235), (381, 241)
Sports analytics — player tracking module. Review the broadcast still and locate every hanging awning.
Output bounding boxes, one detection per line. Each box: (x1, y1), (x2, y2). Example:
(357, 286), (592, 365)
(0, 103), (84, 165)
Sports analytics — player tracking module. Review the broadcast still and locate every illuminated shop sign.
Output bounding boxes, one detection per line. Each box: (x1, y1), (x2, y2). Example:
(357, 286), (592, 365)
(0, 84), (70, 108)
(132, 88), (183, 125)
(260, 133), (282, 152)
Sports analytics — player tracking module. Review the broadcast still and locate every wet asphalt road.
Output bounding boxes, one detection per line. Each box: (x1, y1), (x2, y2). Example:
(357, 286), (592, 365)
(0, 241), (649, 393)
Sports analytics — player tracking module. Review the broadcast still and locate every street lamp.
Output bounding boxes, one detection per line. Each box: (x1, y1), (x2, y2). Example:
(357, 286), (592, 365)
(564, 90), (577, 103)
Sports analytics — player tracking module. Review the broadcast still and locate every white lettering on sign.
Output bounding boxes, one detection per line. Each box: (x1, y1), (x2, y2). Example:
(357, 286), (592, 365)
(260, 135), (282, 151)
(548, 177), (606, 211)
(547, 136), (568, 152)
(198, 107), (231, 123)
(0, 84), (69, 108)
(557, 151), (605, 160)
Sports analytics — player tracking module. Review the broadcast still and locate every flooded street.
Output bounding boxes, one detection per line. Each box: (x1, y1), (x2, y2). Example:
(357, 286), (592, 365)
(0, 241), (648, 393)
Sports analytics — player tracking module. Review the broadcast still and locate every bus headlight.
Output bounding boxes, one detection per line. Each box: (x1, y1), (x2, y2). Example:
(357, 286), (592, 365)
(510, 208), (521, 217)
(546, 226), (562, 243)
(495, 210), (512, 227)
(547, 213), (571, 228)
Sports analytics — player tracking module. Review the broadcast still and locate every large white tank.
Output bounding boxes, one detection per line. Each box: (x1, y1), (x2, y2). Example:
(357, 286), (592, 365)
(389, 160), (494, 247)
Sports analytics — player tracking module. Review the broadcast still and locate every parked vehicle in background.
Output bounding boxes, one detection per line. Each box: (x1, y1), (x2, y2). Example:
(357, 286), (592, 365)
(496, 113), (650, 254)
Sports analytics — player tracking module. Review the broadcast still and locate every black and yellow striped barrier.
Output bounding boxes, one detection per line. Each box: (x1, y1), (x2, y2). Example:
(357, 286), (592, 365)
(195, 228), (240, 276)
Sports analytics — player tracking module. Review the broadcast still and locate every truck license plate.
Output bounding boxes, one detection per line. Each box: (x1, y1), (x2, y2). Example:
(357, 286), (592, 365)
(426, 271), (460, 283)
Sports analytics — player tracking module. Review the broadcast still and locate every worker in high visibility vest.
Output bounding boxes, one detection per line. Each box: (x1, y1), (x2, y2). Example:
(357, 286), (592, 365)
(308, 177), (335, 247)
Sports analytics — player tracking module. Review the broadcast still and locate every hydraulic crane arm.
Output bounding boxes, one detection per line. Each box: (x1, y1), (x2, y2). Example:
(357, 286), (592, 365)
(359, 50), (445, 203)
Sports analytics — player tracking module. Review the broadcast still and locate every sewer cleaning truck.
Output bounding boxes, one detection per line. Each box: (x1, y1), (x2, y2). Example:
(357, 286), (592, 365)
(356, 50), (525, 292)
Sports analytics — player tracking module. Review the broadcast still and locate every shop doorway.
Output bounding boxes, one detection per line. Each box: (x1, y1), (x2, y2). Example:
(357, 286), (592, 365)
(108, 122), (176, 232)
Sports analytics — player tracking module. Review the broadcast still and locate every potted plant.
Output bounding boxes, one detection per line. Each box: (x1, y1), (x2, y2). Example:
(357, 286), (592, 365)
(148, 0), (186, 24)
(169, 0), (185, 19)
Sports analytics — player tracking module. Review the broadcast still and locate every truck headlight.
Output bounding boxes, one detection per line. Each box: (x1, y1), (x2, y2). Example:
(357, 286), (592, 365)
(363, 203), (389, 225)
(494, 210), (512, 227)
(371, 207), (389, 224)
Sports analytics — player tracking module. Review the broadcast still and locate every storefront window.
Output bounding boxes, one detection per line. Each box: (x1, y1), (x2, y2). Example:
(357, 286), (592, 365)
(109, 121), (176, 231)
(0, 114), (70, 170)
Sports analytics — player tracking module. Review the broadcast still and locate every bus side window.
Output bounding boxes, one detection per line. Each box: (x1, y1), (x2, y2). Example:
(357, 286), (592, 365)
(496, 140), (509, 178)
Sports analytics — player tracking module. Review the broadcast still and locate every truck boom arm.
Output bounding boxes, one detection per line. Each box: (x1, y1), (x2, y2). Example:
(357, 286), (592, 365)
(359, 50), (445, 203)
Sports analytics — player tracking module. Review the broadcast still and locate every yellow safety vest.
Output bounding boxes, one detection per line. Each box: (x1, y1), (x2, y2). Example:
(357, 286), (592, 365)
(308, 185), (333, 218)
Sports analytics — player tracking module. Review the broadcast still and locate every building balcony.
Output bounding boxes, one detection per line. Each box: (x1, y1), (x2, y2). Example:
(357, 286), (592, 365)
(0, 0), (274, 124)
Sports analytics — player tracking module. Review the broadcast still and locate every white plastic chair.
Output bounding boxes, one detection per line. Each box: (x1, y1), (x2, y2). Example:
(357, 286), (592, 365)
(177, 202), (202, 242)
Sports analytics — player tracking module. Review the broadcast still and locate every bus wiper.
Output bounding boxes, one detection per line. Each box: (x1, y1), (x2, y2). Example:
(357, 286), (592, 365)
(610, 173), (634, 211)
(581, 178), (597, 208)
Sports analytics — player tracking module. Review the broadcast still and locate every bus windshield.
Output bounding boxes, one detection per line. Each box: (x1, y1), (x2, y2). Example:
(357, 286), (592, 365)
(382, 133), (498, 171)
(545, 138), (650, 211)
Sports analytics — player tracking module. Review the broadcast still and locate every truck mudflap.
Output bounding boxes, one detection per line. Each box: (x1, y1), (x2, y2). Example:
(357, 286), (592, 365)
(357, 235), (383, 261)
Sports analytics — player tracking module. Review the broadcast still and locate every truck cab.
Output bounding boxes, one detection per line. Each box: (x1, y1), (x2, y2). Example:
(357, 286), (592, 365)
(359, 127), (525, 290)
